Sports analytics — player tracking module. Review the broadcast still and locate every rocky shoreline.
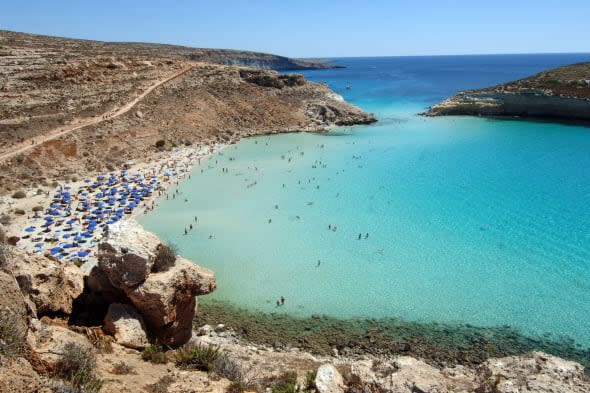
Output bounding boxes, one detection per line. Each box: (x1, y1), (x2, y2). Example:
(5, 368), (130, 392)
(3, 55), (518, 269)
(424, 61), (590, 123)
(195, 299), (590, 374)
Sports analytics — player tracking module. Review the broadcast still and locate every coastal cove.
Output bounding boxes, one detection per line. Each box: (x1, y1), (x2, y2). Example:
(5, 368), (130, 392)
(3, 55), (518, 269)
(139, 54), (590, 364)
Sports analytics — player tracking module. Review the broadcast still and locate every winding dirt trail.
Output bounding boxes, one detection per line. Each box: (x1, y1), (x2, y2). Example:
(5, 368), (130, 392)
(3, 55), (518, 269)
(0, 64), (195, 163)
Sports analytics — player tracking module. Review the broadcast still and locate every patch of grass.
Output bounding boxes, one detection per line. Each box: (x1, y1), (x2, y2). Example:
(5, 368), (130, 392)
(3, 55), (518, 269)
(0, 214), (11, 225)
(304, 370), (317, 392)
(0, 313), (27, 358)
(54, 343), (103, 393)
(111, 361), (134, 375)
(175, 343), (221, 371)
(142, 342), (167, 364)
(11, 190), (26, 199)
(152, 243), (177, 273)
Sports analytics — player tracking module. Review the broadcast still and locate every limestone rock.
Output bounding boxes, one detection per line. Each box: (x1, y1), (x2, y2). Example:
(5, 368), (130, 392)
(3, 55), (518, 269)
(475, 352), (590, 393)
(27, 319), (93, 365)
(104, 303), (149, 349)
(11, 249), (84, 316)
(104, 220), (161, 263)
(98, 249), (152, 289)
(124, 256), (216, 346)
(388, 356), (450, 393)
(0, 268), (29, 335)
(315, 364), (345, 393)
(0, 357), (50, 393)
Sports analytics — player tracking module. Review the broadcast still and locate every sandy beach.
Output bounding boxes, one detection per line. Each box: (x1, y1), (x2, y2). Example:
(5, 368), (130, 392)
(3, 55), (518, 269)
(0, 142), (228, 269)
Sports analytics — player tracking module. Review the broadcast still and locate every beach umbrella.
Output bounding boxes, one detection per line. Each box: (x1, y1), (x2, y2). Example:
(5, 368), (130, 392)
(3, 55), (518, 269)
(62, 243), (74, 249)
(24, 226), (36, 233)
(77, 250), (90, 258)
(62, 233), (71, 239)
(50, 247), (62, 255)
(34, 243), (44, 248)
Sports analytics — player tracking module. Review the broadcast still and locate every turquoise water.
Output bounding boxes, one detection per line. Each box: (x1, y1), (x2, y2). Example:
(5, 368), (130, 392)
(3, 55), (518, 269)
(140, 54), (590, 348)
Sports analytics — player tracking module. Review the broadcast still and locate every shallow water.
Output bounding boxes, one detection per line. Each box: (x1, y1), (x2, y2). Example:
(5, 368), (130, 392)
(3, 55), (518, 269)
(140, 54), (590, 351)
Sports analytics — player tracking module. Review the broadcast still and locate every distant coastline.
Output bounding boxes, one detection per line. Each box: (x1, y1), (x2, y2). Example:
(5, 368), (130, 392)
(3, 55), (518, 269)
(424, 61), (590, 124)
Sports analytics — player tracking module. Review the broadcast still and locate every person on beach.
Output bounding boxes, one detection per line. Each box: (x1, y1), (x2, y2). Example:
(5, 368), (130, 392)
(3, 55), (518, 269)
(189, 224), (193, 230)
(184, 228), (187, 235)
(280, 296), (285, 305)
(365, 233), (369, 239)
(317, 260), (321, 267)
(358, 233), (362, 240)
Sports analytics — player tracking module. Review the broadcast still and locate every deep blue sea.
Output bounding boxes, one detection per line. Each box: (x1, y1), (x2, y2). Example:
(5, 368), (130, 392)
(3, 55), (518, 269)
(140, 54), (590, 349)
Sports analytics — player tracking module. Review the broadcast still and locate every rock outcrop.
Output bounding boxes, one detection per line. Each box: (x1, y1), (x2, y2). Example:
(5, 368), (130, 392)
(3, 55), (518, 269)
(425, 62), (590, 122)
(83, 220), (216, 347)
(0, 267), (29, 334)
(10, 249), (84, 316)
(103, 303), (149, 349)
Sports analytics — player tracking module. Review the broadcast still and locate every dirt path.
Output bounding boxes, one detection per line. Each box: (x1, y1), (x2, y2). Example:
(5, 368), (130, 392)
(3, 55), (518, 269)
(0, 64), (195, 163)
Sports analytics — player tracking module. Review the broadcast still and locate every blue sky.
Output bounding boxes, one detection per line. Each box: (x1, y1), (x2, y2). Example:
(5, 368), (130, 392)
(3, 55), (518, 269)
(2, 0), (589, 58)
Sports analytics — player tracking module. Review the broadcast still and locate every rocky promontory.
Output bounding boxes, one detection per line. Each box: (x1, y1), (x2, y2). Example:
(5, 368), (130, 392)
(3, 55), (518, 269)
(425, 62), (590, 122)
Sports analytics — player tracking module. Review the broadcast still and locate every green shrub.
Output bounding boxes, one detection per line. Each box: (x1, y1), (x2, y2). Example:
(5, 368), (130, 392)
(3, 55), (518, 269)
(54, 343), (103, 393)
(142, 342), (167, 364)
(155, 140), (166, 148)
(152, 243), (177, 273)
(270, 371), (299, 393)
(213, 353), (244, 381)
(227, 380), (248, 393)
(11, 190), (26, 199)
(0, 313), (27, 358)
(175, 343), (221, 371)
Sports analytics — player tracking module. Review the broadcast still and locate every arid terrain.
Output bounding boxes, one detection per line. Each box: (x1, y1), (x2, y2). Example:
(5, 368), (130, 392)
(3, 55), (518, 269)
(0, 30), (374, 194)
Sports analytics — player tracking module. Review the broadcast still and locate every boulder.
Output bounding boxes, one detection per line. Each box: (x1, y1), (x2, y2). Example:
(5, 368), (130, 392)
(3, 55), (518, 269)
(103, 303), (149, 349)
(98, 250), (152, 289)
(315, 364), (345, 393)
(103, 220), (161, 263)
(0, 268), (29, 335)
(27, 319), (93, 365)
(0, 357), (50, 393)
(11, 249), (84, 316)
(124, 256), (216, 346)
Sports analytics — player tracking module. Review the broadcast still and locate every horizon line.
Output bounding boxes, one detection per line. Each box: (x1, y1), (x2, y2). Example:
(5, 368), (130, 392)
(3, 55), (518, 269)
(3, 29), (590, 61)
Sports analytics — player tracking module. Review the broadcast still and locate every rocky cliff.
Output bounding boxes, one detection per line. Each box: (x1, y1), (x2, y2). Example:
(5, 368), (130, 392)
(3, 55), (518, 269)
(424, 62), (590, 122)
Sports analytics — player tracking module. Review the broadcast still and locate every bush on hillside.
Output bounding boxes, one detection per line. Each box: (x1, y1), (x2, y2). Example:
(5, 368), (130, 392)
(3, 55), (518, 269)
(152, 243), (177, 273)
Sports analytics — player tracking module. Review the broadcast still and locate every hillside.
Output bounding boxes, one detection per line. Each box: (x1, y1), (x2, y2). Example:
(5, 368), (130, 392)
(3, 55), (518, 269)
(0, 30), (375, 193)
(424, 62), (590, 122)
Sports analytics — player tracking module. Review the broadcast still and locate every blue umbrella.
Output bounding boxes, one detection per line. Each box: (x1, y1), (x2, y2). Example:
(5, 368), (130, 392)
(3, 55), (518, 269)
(77, 250), (90, 257)
(25, 226), (36, 233)
(62, 233), (71, 239)
(62, 243), (74, 249)
(34, 243), (44, 248)
(50, 247), (62, 255)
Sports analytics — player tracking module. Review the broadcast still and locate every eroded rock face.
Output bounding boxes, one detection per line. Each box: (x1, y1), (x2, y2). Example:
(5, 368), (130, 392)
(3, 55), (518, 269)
(88, 220), (216, 347)
(0, 357), (50, 393)
(475, 352), (590, 393)
(27, 319), (93, 365)
(125, 256), (215, 346)
(11, 249), (84, 316)
(0, 267), (29, 335)
(103, 303), (149, 349)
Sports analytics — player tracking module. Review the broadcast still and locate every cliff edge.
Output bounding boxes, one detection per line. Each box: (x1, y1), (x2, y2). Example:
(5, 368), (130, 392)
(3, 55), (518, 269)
(424, 62), (590, 122)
